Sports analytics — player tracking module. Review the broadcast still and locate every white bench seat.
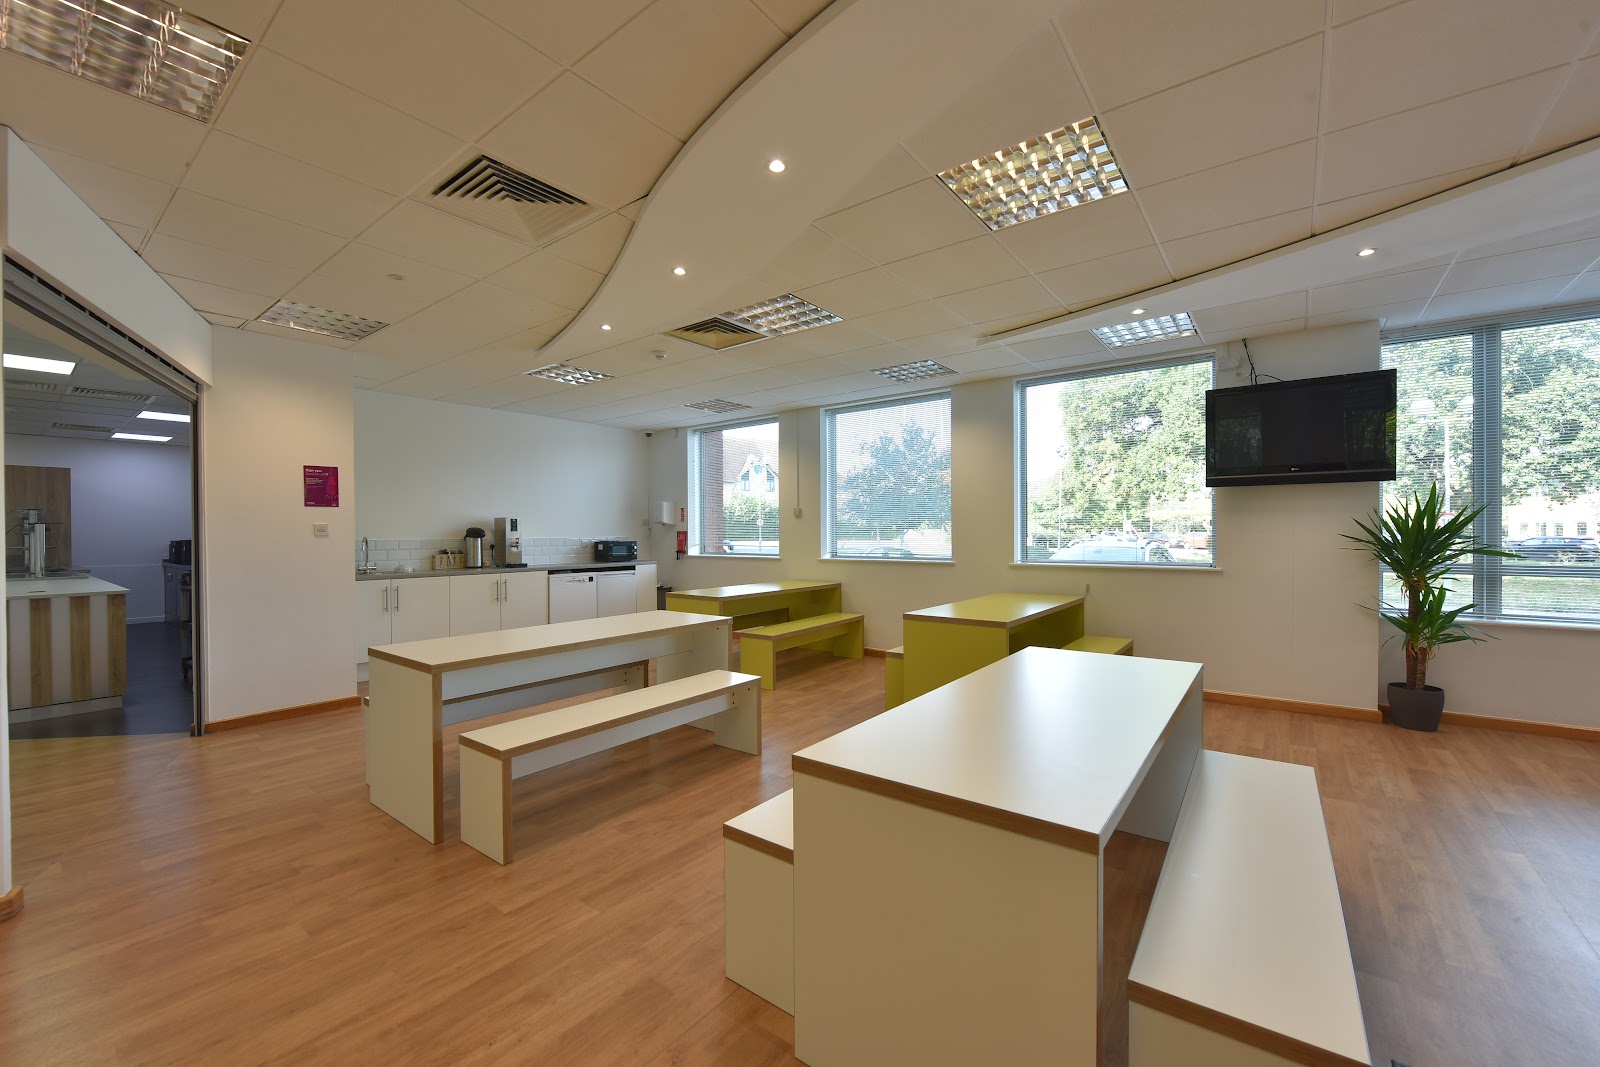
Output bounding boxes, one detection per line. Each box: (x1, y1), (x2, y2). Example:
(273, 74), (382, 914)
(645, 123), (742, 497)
(1128, 750), (1370, 1067)
(724, 789), (794, 1014)
(459, 669), (761, 863)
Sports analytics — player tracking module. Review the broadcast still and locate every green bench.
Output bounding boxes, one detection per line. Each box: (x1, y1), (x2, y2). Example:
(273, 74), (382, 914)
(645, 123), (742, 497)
(738, 612), (864, 689)
(885, 646), (905, 709)
(1064, 634), (1134, 656)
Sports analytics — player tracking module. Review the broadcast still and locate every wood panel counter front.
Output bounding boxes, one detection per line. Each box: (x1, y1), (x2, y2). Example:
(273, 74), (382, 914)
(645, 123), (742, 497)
(365, 610), (731, 843)
(791, 646), (1203, 1066)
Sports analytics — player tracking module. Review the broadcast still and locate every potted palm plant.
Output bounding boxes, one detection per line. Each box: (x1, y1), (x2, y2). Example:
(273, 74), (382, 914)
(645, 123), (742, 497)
(1344, 484), (1518, 731)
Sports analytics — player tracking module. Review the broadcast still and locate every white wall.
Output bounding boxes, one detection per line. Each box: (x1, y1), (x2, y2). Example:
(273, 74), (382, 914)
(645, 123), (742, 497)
(652, 323), (1383, 713)
(354, 389), (649, 543)
(5, 433), (192, 621)
(200, 328), (356, 723)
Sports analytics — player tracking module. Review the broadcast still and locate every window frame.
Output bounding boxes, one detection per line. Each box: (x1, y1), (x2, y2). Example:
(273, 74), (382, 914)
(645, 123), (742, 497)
(688, 415), (782, 558)
(1381, 303), (1600, 625)
(822, 390), (954, 562)
(1013, 352), (1218, 569)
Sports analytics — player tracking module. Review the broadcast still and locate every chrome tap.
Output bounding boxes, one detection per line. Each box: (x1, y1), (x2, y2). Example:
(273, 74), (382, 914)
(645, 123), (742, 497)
(358, 536), (377, 575)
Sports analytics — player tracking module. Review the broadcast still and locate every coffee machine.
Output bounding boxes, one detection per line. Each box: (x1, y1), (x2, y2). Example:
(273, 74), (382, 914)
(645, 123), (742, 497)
(493, 517), (526, 567)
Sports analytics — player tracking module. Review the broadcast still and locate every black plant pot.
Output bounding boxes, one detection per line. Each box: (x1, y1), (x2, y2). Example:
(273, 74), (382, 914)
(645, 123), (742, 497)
(1387, 682), (1445, 732)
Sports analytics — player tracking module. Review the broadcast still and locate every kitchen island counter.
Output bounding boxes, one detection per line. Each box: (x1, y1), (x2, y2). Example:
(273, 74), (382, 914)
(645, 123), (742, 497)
(6, 575), (129, 719)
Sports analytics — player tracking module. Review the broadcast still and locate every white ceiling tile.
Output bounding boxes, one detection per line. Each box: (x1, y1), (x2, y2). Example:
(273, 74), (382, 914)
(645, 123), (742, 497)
(288, 244), (475, 323)
(1330, 0), (1406, 26)
(462, 0), (654, 65)
(577, 0), (787, 141)
(1159, 209), (1313, 280)
(750, 0), (831, 34)
(1437, 240), (1600, 295)
(903, 32), (1091, 173)
(1323, 0), (1595, 132)
(181, 132), (398, 239)
(1036, 245), (1173, 310)
(0, 54), (206, 185)
(815, 179), (991, 264)
(1306, 299), (1428, 331)
(181, 0), (278, 36)
(1558, 271), (1600, 302)
(854, 301), (968, 342)
(818, 343), (915, 374)
(939, 277), (1061, 324)
(244, 319), (356, 348)
(1523, 53), (1600, 159)
(723, 334), (829, 367)
(486, 253), (607, 310)
(357, 201), (533, 279)
(160, 275), (275, 320)
(618, 197), (649, 221)
(1420, 277), (1578, 322)
(1316, 69), (1562, 203)
(108, 223), (146, 250)
(356, 281), (561, 359)
(215, 48), (465, 197)
(201, 312), (249, 328)
(994, 194), (1155, 274)
(154, 190), (346, 271)
(704, 277), (789, 316)
(896, 327), (990, 359)
(885, 236), (1026, 299)
(142, 233), (307, 295)
(586, 339), (709, 376)
(1191, 292), (1309, 335)
(543, 212), (635, 274)
(436, 373), (567, 407)
(940, 349), (1035, 376)
(264, 0), (561, 140)
(1306, 264), (1449, 316)
(759, 227), (873, 293)
(1058, 0), (1323, 111)
(1138, 139), (1317, 243)
(26, 146), (175, 229)
(1312, 163), (1502, 232)
(482, 73), (683, 210)
(1006, 330), (1108, 365)
(795, 269), (924, 319)
(772, 320), (885, 357)
(1100, 37), (1322, 188)
(824, 146), (930, 214)
(1205, 317), (1309, 344)
(1462, 219), (1600, 260)
(369, 363), (464, 400)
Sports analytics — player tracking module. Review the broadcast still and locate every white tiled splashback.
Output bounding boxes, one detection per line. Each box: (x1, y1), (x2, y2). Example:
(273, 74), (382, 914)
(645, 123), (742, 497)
(355, 536), (633, 572)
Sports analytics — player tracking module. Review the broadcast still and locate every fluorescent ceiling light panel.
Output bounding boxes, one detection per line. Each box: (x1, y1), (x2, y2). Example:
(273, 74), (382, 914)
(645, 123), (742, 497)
(258, 301), (389, 342)
(112, 432), (172, 442)
(685, 399), (752, 414)
(939, 117), (1127, 231)
(137, 410), (190, 422)
(0, 0), (249, 122)
(871, 359), (956, 383)
(723, 294), (842, 336)
(1093, 312), (1198, 349)
(4, 353), (76, 374)
(525, 363), (614, 385)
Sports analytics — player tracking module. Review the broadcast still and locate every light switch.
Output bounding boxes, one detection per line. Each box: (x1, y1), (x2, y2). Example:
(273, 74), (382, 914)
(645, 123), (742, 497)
(312, 523), (330, 537)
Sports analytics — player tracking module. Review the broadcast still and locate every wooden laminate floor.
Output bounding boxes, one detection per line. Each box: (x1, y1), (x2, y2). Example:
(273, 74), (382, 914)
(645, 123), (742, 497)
(3, 651), (1600, 1065)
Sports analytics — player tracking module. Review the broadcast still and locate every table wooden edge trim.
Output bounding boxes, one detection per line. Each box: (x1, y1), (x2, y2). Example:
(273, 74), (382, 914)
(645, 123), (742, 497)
(368, 617), (730, 673)
(792, 756), (1101, 854)
(460, 678), (749, 760)
(722, 823), (794, 863)
(440, 662), (646, 706)
(1127, 980), (1369, 1067)
(902, 597), (1084, 629)
(0, 885), (22, 923)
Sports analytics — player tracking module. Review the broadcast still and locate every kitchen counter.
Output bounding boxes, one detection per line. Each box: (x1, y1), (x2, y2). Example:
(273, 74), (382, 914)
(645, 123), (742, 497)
(356, 561), (653, 581)
(7, 575), (131, 599)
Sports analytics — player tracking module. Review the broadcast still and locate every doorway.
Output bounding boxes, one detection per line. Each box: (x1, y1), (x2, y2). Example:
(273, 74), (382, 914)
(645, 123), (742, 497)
(3, 286), (200, 739)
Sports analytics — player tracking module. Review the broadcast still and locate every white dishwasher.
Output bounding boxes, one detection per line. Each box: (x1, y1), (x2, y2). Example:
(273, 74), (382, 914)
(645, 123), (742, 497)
(596, 570), (636, 618)
(548, 572), (598, 623)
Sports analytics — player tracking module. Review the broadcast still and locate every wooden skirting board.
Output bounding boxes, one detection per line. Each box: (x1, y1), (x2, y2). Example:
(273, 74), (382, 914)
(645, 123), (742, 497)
(0, 885), (22, 924)
(206, 695), (363, 733)
(1210, 689), (1600, 742)
(1204, 690), (1382, 723)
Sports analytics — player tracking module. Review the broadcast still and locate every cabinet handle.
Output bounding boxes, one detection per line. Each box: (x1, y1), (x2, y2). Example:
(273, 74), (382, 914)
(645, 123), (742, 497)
(503, 578), (510, 600)
(383, 586), (389, 613)
(494, 579), (500, 602)
(395, 586), (401, 612)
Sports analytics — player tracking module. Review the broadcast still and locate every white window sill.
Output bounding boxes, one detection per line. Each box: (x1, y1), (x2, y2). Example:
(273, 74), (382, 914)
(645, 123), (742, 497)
(1465, 616), (1600, 634)
(687, 554), (783, 561)
(1010, 561), (1222, 573)
(820, 556), (955, 565)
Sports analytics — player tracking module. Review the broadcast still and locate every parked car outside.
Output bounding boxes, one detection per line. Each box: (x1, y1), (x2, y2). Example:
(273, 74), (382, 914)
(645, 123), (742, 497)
(1509, 537), (1600, 562)
(862, 546), (916, 559)
(1050, 539), (1175, 563)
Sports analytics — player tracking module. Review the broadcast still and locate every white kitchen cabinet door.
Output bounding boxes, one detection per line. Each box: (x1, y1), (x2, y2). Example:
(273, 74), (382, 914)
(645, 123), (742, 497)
(356, 581), (393, 663)
(634, 563), (657, 611)
(450, 573), (504, 637)
(499, 571), (548, 630)
(548, 573), (598, 623)
(596, 570), (637, 618)
(390, 576), (451, 643)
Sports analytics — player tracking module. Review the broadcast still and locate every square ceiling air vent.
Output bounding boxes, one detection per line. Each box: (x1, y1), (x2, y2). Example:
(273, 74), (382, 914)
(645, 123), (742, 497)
(423, 154), (603, 247)
(69, 385), (157, 403)
(51, 422), (114, 433)
(257, 301), (389, 342)
(872, 359), (957, 383)
(685, 399), (752, 414)
(665, 318), (766, 351)
(939, 117), (1127, 231)
(0, 0), (249, 122)
(6, 380), (61, 394)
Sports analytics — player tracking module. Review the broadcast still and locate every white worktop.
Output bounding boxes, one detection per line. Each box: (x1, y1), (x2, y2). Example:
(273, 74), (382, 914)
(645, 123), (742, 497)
(725, 789), (794, 854)
(368, 608), (729, 672)
(792, 646), (1202, 850)
(6, 576), (130, 599)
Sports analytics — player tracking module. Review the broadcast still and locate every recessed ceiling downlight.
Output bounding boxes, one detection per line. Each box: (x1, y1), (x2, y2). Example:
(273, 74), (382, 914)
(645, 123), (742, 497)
(722, 294), (842, 336)
(0, 0), (250, 122)
(871, 359), (957, 383)
(673, 266), (687, 276)
(1358, 247), (1377, 257)
(768, 159), (786, 173)
(939, 117), (1127, 231)
(1093, 312), (1198, 349)
(685, 399), (752, 414)
(257, 301), (389, 342)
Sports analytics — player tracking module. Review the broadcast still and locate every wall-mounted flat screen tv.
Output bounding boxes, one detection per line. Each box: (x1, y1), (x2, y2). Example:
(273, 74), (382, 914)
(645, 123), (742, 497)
(1206, 369), (1397, 487)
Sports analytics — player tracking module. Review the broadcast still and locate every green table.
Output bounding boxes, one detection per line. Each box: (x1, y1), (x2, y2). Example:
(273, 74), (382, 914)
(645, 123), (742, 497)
(901, 593), (1084, 701)
(665, 580), (841, 630)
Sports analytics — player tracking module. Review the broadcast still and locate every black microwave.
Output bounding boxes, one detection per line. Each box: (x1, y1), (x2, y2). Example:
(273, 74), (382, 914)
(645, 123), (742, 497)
(593, 540), (637, 563)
